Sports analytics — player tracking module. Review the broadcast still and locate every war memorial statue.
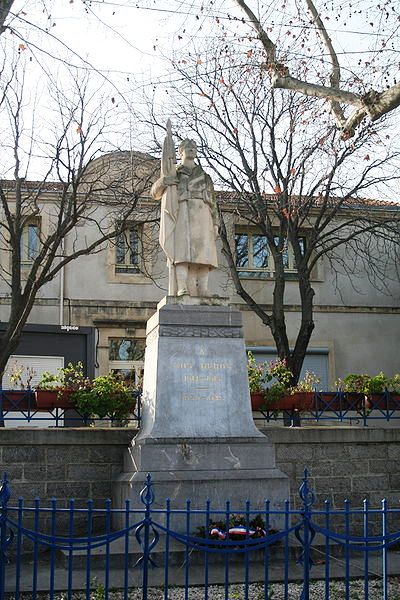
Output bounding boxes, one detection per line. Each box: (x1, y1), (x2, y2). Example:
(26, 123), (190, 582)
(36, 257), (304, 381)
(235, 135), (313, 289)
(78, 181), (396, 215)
(114, 122), (288, 523)
(151, 121), (218, 297)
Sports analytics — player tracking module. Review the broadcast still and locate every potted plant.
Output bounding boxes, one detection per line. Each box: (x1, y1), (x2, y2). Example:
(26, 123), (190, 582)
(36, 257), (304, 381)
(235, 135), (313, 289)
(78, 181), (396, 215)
(72, 373), (135, 425)
(2, 363), (36, 411)
(288, 371), (320, 410)
(340, 372), (388, 411)
(263, 382), (287, 410)
(261, 359), (293, 411)
(35, 362), (88, 409)
(247, 352), (268, 410)
(365, 372), (389, 409)
(341, 373), (370, 394)
(388, 374), (400, 399)
(338, 373), (368, 411)
(384, 374), (400, 409)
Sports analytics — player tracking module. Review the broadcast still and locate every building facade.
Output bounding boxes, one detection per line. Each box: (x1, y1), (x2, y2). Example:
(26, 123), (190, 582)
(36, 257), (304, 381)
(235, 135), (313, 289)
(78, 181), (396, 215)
(1, 152), (399, 389)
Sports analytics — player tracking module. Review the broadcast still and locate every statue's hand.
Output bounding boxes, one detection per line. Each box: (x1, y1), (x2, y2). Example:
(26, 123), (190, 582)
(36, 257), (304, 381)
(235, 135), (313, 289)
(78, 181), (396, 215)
(164, 175), (179, 186)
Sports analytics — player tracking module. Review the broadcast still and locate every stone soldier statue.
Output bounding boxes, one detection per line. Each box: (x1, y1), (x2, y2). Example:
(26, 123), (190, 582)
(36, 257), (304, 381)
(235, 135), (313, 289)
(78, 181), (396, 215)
(151, 121), (218, 297)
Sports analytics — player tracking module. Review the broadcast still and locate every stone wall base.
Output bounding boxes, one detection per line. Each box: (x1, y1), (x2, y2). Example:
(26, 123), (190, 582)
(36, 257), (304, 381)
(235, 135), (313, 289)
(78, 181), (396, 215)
(1, 427), (399, 509)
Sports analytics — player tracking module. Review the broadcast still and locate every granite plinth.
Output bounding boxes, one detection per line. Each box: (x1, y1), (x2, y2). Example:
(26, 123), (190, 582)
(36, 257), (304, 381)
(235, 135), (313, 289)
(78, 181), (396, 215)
(139, 299), (262, 439)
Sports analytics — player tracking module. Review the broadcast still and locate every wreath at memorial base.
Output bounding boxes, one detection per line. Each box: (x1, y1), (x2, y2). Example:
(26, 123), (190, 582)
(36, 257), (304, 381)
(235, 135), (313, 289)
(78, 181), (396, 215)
(196, 513), (278, 543)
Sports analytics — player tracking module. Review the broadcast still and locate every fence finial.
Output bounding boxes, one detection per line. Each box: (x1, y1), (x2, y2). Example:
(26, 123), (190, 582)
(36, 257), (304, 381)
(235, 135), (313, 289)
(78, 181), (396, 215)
(140, 473), (155, 507)
(299, 468), (315, 510)
(0, 473), (10, 510)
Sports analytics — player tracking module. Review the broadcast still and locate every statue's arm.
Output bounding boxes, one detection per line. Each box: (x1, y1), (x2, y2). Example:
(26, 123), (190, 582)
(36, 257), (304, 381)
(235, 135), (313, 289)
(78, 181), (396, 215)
(150, 176), (166, 201)
(151, 175), (179, 201)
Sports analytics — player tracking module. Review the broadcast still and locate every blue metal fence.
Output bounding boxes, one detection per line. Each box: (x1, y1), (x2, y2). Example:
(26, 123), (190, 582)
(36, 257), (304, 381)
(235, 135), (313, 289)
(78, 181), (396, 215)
(254, 390), (400, 426)
(2, 389), (400, 428)
(1, 470), (400, 599)
(0, 389), (141, 427)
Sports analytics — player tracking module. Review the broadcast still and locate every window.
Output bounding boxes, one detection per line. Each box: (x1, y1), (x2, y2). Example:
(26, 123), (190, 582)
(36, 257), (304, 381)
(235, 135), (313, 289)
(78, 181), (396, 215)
(109, 338), (145, 361)
(115, 226), (141, 273)
(109, 337), (145, 387)
(21, 221), (40, 265)
(235, 229), (306, 278)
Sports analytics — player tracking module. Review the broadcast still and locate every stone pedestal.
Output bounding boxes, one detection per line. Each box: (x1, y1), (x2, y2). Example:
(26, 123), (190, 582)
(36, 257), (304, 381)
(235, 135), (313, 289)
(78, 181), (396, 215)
(114, 297), (289, 528)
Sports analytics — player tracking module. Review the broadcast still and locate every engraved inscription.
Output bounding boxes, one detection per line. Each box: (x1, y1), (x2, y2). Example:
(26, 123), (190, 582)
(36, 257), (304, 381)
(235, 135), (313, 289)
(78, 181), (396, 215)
(172, 351), (232, 403)
(200, 362), (232, 370)
(159, 325), (241, 338)
(183, 375), (223, 383)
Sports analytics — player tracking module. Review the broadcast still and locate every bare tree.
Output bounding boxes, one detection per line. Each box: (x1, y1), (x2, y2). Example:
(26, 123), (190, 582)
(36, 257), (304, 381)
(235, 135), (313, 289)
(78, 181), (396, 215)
(154, 50), (400, 382)
(0, 1), (13, 33)
(233, 0), (400, 138)
(0, 68), (158, 383)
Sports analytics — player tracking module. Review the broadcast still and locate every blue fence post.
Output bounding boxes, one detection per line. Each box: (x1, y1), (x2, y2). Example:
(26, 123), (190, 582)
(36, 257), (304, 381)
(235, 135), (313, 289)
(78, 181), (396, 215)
(382, 498), (388, 600)
(0, 473), (12, 600)
(0, 388), (4, 427)
(137, 473), (157, 600)
(298, 468), (316, 600)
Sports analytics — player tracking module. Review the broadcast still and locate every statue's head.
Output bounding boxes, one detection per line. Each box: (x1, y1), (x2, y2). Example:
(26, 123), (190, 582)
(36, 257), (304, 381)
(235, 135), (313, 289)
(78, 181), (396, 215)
(178, 139), (197, 160)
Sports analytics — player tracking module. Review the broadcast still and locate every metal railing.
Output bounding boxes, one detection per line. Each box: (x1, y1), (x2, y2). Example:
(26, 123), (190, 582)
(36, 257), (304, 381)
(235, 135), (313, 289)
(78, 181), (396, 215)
(1, 470), (400, 599)
(254, 390), (400, 426)
(0, 389), (141, 427)
(3, 389), (400, 428)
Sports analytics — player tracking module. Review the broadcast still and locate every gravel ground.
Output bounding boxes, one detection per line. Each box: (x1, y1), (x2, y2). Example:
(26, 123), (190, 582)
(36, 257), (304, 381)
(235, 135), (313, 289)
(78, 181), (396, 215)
(12, 578), (400, 600)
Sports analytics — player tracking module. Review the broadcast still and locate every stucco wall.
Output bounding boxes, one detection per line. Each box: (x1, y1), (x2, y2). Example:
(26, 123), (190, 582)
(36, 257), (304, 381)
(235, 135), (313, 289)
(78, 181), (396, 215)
(242, 307), (400, 381)
(1, 427), (400, 510)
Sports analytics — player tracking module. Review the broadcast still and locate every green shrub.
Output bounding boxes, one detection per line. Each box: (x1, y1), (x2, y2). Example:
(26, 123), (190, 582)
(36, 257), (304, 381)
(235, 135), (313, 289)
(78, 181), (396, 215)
(368, 372), (388, 394)
(342, 374), (371, 394)
(342, 372), (389, 395)
(72, 373), (134, 422)
(388, 374), (400, 394)
(263, 382), (286, 407)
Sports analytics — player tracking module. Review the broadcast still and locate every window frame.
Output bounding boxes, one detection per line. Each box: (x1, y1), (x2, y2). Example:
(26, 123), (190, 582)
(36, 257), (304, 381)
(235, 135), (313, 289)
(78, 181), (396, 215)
(115, 224), (142, 274)
(235, 227), (306, 278)
(20, 218), (40, 267)
(108, 337), (145, 388)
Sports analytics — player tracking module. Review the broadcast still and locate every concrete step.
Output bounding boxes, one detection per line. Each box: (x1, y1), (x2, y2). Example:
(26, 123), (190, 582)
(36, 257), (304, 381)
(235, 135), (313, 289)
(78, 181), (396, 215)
(5, 551), (400, 593)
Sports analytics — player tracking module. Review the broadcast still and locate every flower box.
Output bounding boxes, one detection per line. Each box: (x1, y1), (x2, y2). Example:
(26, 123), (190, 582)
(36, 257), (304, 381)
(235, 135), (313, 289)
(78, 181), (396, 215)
(35, 389), (75, 410)
(250, 392), (265, 411)
(268, 392), (314, 412)
(315, 392), (344, 411)
(0, 390), (35, 411)
(345, 392), (366, 411)
(365, 393), (400, 411)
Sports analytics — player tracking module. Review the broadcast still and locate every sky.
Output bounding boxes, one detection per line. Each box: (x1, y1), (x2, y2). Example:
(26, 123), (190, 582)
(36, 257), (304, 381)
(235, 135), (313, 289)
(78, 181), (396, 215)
(2, 0), (399, 196)
(12, 0), (399, 98)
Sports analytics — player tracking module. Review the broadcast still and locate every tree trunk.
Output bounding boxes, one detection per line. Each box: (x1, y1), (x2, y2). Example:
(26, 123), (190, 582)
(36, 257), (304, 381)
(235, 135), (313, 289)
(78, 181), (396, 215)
(0, 1), (14, 34)
(270, 258), (291, 372)
(290, 270), (315, 382)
